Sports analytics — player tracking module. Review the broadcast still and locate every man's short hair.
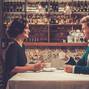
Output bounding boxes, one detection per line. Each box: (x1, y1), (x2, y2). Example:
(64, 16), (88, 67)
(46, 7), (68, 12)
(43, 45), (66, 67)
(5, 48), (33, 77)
(80, 16), (89, 26)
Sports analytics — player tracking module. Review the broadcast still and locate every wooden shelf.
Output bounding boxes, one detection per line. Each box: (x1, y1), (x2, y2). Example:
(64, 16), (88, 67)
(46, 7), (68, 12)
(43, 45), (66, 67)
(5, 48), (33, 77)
(4, 12), (25, 14)
(29, 24), (81, 26)
(73, 12), (89, 15)
(24, 42), (88, 47)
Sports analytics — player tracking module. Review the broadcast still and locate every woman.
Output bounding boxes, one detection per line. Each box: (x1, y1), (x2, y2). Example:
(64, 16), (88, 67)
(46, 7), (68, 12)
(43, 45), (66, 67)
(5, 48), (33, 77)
(64, 16), (89, 74)
(3, 18), (44, 88)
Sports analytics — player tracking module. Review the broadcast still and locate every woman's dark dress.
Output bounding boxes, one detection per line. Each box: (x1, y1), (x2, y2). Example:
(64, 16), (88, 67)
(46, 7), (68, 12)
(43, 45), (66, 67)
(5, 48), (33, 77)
(3, 41), (27, 88)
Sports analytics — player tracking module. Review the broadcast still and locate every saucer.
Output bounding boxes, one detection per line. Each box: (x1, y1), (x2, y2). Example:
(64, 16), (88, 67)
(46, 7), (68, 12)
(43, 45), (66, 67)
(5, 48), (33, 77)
(42, 67), (56, 72)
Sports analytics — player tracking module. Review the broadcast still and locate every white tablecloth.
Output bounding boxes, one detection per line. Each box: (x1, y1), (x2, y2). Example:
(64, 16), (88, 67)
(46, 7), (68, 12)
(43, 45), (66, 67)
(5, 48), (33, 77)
(6, 70), (89, 89)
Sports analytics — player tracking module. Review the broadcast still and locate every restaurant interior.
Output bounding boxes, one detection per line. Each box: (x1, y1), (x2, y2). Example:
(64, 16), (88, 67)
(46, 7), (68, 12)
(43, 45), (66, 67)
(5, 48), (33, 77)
(1, 0), (89, 89)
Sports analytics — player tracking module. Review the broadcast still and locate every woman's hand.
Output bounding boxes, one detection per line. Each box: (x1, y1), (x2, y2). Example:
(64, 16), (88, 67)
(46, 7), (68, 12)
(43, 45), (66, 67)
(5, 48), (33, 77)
(64, 65), (73, 73)
(33, 61), (45, 72)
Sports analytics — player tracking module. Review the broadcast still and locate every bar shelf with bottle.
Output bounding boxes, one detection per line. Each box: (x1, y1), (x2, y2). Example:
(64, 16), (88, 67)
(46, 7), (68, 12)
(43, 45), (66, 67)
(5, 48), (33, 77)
(3, 0), (89, 47)
(72, 1), (89, 14)
(3, 0), (26, 24)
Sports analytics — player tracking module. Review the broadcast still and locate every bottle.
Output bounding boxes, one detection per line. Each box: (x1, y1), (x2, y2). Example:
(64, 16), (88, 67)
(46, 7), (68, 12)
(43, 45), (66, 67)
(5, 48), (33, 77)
(77, 0), (80, 12)
(81, 1), (84, 12)
(85, 0), (88, 12)
(55, 1), (59, 12)
(67, 29), (74, 43)
(45, 1), (49, 12)
(19, 1), (22, 12)
(50, 1), (53, 12)
(67, 35), (73, 43)
(8, 1), (10, 12)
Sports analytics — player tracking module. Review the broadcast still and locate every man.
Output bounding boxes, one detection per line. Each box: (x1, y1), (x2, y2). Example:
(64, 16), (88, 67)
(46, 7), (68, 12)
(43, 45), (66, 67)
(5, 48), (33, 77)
(64, 16), (89, 74)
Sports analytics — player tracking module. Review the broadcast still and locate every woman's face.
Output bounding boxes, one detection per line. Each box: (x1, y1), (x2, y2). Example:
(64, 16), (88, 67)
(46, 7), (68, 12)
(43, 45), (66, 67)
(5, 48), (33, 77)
(23, 23), (30, 38)
(18, 23), (30, 39)
(82, 23), (89, 40)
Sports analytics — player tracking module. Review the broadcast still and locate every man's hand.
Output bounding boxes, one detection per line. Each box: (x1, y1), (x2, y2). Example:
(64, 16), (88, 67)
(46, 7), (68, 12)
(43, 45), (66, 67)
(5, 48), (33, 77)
(64, 65), (73, 73)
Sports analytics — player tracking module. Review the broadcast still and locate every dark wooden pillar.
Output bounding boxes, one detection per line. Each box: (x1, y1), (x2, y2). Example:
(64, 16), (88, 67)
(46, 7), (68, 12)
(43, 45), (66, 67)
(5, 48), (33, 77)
(0, 0), (4, 89)
(0, 0), (3, 65)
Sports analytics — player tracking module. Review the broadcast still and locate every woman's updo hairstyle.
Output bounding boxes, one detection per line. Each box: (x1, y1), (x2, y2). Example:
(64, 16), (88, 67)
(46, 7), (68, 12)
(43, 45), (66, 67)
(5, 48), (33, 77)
(7, 18), (27, 38)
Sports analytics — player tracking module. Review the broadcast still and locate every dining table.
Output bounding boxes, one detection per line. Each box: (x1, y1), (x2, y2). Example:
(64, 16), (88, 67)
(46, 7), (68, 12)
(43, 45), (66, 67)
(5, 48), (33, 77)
(6, 69), (89, 89)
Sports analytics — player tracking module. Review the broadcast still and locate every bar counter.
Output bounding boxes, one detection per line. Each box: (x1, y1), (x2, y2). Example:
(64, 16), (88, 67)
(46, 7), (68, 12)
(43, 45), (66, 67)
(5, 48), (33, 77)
(24, 42), (88, 47)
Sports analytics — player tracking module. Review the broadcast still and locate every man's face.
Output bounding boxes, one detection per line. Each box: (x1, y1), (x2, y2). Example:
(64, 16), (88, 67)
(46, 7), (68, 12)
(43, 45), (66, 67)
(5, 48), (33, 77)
(82, 23), (89, 39)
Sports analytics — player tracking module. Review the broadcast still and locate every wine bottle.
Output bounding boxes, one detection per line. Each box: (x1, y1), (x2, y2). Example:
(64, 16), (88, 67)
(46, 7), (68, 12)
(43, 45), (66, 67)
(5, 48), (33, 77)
(85, 0), (88, 12)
